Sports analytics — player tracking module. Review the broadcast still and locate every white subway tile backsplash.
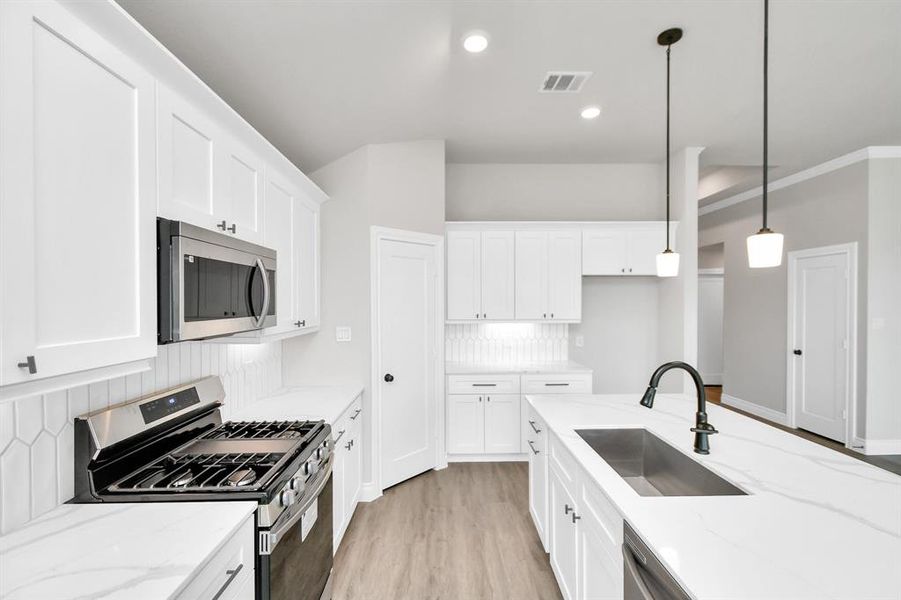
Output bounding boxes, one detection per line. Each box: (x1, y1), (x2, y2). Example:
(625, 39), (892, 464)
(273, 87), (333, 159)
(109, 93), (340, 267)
(0, 340), (282, 535)
(445, 323), (569, 364)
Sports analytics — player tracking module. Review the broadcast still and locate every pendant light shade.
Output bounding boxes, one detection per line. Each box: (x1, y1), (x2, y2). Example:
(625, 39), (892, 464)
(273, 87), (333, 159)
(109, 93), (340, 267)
(747, 0), (783, 268)
(747, 228), (784, 268)
(656, 28), (682, 278)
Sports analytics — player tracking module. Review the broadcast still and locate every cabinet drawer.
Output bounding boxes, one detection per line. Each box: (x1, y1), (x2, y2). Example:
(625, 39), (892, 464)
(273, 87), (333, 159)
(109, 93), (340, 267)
(581, 477), (624, 548)
(333, 396), (363, 447)
(522, 373), (592, 394)
(524, 407), (548, 454)
(549, 433), (581, 487)
(447, 374), (520, 394)
(176, 513), (254, 600)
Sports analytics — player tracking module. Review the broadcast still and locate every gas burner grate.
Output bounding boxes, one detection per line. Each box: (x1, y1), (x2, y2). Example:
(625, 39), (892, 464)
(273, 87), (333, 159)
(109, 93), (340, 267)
(201, 420), (318, 441)
(111, 451), (283, 492)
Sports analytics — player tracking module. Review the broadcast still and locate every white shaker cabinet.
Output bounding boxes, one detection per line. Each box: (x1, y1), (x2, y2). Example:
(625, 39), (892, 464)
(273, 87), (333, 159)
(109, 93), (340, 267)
(0, 1), (157, 385)
(582, 223), (674, 276)
(549, 466), (580, 600)
(157, 85), (264, 244)
(447, 395), (486, 454)
(446, 230), (514, 321)
(333, 396), (363, 550)
(515, 231), (582, 321)
(261, 175), (296, 335)
(294, 197), (321, 331)
(484, 394), (522, 453)
(527, 409), (549, 551)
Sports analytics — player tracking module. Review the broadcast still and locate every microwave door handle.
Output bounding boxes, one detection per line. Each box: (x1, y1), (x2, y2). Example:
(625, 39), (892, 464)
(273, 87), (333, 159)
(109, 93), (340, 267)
(253, 257), (270, 328)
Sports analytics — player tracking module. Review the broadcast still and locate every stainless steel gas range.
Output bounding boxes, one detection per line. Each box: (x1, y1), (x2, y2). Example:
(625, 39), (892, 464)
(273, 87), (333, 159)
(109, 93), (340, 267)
(73, 376), (333, 600)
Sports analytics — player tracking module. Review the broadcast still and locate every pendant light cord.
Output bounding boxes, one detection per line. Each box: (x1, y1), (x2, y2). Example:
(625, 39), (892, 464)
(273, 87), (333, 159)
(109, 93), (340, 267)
(665, 44), (671, 251)
(762, 0), (769, 230)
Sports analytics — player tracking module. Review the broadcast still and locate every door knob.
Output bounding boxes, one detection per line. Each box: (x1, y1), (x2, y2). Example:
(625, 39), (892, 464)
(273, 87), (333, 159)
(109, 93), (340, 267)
(793, 349), (802, 356)
(384, 373), (394, 382)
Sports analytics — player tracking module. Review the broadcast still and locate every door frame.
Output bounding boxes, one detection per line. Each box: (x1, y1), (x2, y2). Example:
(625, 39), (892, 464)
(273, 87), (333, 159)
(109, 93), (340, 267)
(785, 242), (858, 448)
(698, 268), (725, 385)
(369, 226), (446, 496)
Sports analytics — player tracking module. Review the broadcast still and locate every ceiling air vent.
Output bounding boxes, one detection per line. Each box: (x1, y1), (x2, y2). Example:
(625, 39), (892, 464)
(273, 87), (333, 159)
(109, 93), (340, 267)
(539, 71), (591, 93)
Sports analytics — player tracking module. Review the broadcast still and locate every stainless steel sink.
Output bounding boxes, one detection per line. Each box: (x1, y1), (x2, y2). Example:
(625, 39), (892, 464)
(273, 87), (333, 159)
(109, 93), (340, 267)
(576, 428), (746, 497)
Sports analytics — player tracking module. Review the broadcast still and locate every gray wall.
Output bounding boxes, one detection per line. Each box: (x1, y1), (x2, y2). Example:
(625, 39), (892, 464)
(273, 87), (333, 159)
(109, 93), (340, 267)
(283, 140), (446, 484)
(699, 243), (725, 269)
(699, 161), (869, 435)
(446, 163), (663, 221)
(865, 158), (901, 442)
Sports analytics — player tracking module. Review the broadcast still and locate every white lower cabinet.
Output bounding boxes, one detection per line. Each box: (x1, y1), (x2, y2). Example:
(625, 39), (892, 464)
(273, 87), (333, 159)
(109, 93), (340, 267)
(447, 394), (520, 455)
(333, 396), (363, 550)
(527, 409), (549, 551)
(545, 434), (623, 600)
(177, 513), (254, 600)
(484, 395), (521, 453)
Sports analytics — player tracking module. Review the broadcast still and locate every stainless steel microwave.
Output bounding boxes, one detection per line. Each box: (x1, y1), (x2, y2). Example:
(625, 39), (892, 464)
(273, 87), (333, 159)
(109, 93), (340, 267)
(157, 218), (276, 343)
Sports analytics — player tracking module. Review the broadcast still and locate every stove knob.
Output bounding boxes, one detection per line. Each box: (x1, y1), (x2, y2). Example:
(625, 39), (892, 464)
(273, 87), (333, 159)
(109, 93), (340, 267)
(305, 459), (320, 476)
(289, 477), (304, 493)
(314, 446), (325, 460)
(279, 489), (296, 508)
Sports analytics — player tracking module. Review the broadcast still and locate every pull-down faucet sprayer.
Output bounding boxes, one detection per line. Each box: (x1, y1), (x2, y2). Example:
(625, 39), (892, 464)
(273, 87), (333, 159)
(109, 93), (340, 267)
(640, 361), (718, 454)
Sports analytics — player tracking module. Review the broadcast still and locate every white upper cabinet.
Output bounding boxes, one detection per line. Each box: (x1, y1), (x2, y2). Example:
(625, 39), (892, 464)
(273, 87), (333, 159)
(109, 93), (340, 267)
(547, 231), (582, 320)
(515, 230), (582, 321)
(157, 85), (264, 244)
(262, 174), (296, 335)
(294, 196), (321, 331)
(0, 1), (156, 385)
(582, 223), (675, 276)
(446, 230), (514, 321)
(514, 231), (549, 320)
(447, 231), (481, 320)
(479, 231), (515, 320)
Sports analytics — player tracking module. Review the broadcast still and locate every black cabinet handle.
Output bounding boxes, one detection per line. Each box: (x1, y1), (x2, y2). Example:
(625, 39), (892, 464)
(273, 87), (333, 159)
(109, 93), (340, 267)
(384, 373), (394, 382)
(216, 220), (227, 231)
(227, 223), (236, 233)
(17, 355), (37, 374)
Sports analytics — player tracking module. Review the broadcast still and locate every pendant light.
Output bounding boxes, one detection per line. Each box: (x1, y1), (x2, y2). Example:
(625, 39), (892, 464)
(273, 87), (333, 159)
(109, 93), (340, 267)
(656, 28), (682, 278)
(747, 0), (784, 268)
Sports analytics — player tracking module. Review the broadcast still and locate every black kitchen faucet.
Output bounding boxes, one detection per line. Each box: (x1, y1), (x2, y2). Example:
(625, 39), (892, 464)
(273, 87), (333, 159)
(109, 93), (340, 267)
(639, 361), (718, 454)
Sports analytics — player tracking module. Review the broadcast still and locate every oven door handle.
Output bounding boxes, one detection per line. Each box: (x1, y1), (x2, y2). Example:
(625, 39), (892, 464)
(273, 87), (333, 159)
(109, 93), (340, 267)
(261, 454), (334, 554)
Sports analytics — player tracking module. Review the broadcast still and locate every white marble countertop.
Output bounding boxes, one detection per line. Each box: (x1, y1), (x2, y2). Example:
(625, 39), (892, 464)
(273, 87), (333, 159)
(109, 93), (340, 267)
(446, 360), (591, 375)
(528, 393), (901, 600)
(0, 501), (256, 600)
(232, 384), (363, 425)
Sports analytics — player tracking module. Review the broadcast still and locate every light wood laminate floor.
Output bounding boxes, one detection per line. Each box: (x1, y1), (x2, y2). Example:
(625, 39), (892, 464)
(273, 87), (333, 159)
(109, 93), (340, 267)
(333, 462), (562, 600)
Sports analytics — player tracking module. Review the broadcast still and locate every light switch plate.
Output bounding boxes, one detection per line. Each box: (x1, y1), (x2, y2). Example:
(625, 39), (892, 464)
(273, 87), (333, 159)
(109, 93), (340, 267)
(336, 326), (352, 342)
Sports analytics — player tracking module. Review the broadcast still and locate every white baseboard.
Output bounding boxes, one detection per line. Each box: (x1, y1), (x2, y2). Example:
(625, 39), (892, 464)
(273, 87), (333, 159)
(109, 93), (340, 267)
(448, 453), (528, 463)
(857, 439), (901, 456)
(358, 482), (382, 503)
(721, 393), (789, 427)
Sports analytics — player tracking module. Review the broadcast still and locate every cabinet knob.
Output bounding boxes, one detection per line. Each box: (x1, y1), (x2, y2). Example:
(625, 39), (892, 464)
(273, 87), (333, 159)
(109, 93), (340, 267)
(550, 313), (554, 318)
(216, 220), (227, 231)
(628, 268), (632, 273)
(227, 223), (237, 233)
(793, 349), (802, 356)
(17, 355), (37, 375)
(621, 268), (625, 273)
(384, 373), (394, 382)
(543, 313), (547, 318)
(345, 441), (352, 451)
(572, 513), (582, 524)
(475, 313), (479, 319)
(294, 320), (306, 327)
(483, 313), (486, 318)
(564, 504), (573, 515)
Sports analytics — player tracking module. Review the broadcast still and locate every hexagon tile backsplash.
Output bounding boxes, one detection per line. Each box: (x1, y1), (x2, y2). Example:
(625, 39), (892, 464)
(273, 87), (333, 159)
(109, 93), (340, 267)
(0, 341), (282, 535)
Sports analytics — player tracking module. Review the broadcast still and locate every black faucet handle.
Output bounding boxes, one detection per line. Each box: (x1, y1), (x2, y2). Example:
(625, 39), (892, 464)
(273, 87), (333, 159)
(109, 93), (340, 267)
(691, 423), (718, 435)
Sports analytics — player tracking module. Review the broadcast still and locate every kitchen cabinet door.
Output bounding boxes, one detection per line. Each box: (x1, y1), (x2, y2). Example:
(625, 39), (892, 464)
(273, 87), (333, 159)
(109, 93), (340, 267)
(514, 231), (549, 320)
(0, 1), (156, 385)
(578, 512), (622, 600)
(547, 231), (582, 320)
(627, 228), (664, 276)
(527, 415), (549, 551)
(447, 395), (485, 454)
(157, 84), (220, 231)
(582, 229), (628, 275)
(332, 431), (347, 549)
(222, 139), (264, 243)
(294, 197), (321, 331)
(479, 231), (515, 320)
(447, 231), (482, 320)
(549, 466), (579, 600)
(344, 427), (362, 527)
(484, 394), (521, 453)
(262, 175), (296, 334)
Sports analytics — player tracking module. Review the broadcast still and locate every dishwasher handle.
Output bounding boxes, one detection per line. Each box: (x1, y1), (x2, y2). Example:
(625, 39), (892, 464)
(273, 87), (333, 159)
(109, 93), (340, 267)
(623, 544), (655, 600)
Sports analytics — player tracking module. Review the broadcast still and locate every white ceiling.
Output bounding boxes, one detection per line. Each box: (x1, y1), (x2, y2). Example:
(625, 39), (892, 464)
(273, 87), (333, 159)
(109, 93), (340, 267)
(117, 0), (901, 175)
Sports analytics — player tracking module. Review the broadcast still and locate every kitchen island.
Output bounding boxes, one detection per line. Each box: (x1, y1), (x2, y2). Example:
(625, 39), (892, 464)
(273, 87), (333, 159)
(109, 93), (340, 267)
(526, 393), (901, 600)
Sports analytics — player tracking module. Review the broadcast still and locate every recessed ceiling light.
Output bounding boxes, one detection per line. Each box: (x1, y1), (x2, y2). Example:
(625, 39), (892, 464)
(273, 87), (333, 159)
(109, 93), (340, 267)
(581, 106), (601, 120)
(463, 32), (489, 53)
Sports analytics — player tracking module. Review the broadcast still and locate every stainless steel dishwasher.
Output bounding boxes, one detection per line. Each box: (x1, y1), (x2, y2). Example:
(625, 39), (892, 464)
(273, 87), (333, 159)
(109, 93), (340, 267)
(623, 523), (691, 600)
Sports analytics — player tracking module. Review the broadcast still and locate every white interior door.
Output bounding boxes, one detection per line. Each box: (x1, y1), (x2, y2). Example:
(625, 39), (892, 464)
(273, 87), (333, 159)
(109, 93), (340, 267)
(790, 249), (852, 443)
(698, 273), (724, 385)
(377, 234), (439, 489)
